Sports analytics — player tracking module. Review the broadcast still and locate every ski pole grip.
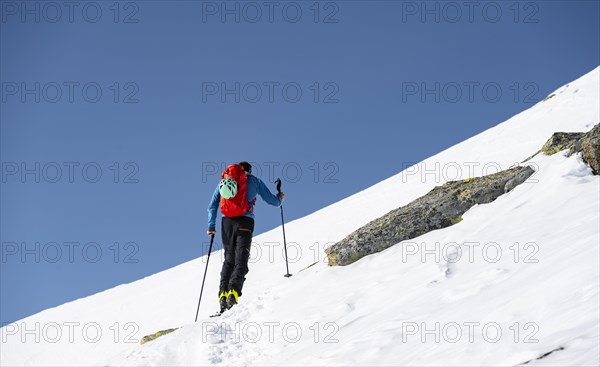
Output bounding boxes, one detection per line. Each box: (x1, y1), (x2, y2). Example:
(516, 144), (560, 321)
(275, 178), (282, 193)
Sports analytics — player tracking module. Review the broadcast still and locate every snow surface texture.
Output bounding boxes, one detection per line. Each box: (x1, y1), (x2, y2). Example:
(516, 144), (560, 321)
(1, 67), (599, 366)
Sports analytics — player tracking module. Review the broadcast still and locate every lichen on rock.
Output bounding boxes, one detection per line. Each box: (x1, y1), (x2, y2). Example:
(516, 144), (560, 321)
(140, 328), (178, 344)
(325, 165), (535, 266)
(541, 132), (584, 155)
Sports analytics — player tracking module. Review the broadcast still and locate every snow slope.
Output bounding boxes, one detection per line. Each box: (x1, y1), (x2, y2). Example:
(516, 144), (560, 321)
(1, 67), (599, 366)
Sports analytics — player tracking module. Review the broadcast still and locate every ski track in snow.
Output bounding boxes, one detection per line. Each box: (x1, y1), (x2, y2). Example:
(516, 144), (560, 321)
(1, 67), (599, 366)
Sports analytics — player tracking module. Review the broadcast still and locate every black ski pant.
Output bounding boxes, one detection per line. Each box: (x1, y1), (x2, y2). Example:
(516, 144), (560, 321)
(219, 216), (254, 297)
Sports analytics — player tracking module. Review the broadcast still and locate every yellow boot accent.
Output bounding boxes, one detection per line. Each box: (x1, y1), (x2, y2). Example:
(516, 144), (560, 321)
(228, 289), (239, 303)
(219, 291), (228, 300)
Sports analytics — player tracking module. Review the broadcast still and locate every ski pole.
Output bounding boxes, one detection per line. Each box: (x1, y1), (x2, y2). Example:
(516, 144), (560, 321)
(195, 233), (215, 322)
(275, 178), (292, 278)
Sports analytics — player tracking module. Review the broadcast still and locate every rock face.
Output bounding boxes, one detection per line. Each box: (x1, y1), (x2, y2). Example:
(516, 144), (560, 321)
(581, 136), (600, 174)
(541, 132), (584, 155)
(568, 123), (599, 156)
(325, 165), (535, 266)
(569, 123), (600, 174)
(541, 123), (600, 174)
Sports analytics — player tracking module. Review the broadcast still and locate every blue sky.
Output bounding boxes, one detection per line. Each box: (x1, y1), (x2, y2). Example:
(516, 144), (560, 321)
(1, 0), (599, 324)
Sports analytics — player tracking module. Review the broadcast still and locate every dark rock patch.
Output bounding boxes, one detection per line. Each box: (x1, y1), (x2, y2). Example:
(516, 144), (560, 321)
(325, 166), (535, 266)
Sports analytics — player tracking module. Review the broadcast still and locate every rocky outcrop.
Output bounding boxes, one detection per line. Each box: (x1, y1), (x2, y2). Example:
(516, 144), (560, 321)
(569, 123), (600, 174)
(541, 132), (584, 155)
(540, 123), (600, 174)
(581, 136), (600, 174)
(326, 124), (599, 267)
(567, 123), (599, 155)
(325, 165), (535, 266)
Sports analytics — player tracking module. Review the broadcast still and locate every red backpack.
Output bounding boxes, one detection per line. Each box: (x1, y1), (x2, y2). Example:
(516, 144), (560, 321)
(220, 164), (252, 217)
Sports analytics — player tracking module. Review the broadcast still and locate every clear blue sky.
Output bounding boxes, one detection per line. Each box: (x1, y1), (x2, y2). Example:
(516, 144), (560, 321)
(1, 0), (598, 324)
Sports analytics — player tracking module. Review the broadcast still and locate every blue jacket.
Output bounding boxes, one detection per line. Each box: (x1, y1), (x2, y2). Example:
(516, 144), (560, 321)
(208, 174), (282, 231)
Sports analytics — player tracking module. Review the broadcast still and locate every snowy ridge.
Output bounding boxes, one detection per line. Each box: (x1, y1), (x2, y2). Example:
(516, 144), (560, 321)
(1, 67), (599, 366)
